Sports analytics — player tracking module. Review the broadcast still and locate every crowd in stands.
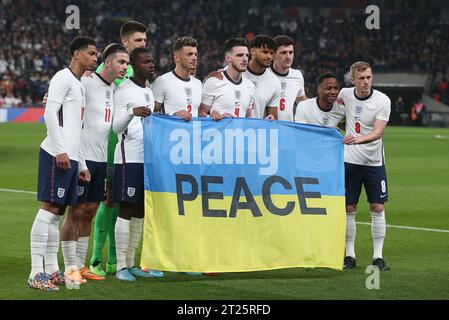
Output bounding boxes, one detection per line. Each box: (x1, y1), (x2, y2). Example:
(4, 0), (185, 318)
(1, 0), (448, 108)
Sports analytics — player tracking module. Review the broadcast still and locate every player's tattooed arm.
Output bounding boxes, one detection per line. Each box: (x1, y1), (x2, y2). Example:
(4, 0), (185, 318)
(343, 119), (387, 145)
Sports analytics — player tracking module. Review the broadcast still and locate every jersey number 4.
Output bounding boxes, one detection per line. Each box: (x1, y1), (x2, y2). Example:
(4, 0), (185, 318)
(105, 108), (112, 123)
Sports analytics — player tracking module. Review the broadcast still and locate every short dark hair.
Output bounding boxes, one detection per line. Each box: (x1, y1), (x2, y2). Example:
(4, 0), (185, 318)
(69, 36), (96, 56)
(250, 35), (275, 51)
(224, 38), (248, 54)
(120, 21), (148, 38)
(101, 43), (128, 62)
(273, 35), (295, 51)
(173, 36), (198, 52)
(130, 47), (151, 65)
(317, 72), (338, 85)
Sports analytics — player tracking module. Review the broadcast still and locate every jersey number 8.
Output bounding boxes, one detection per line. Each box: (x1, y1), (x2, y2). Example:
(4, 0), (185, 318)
(355, 121), (361, 134)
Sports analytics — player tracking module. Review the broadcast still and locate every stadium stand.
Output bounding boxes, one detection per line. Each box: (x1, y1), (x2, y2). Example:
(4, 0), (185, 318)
(0, 0), (448, 115)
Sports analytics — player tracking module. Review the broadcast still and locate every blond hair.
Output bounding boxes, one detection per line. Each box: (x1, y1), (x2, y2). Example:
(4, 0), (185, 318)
(350, 61), (371, 78)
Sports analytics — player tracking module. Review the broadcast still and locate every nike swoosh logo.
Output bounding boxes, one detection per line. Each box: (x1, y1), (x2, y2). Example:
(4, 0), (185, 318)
(380, 194), (387, 198)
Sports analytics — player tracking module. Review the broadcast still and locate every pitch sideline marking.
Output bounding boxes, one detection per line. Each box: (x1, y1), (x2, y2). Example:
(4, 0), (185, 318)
(0, 188), (37, 195)
(1, 187), (449, 234)
(356, 222), (449, 233)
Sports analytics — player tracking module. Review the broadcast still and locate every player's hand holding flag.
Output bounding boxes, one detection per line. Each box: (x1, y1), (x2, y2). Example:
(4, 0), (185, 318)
(174, 110), (192, 121)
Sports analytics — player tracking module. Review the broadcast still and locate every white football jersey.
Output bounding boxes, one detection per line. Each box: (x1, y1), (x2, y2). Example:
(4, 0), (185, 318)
(80, 73), (115, 164)
(202, 70), (255, 118)
(269, 67), (305, 121)
(339, 88), (391, 166)
(113, 78), (155, 164)
(295, 97), (345, 128)
(243, 66), (281, 119)
(151, 71), (202, 117)
(41, 68), (85, 161)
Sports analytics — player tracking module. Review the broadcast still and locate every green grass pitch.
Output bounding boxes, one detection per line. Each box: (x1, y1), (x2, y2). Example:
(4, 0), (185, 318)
(0, 123), (448, 300)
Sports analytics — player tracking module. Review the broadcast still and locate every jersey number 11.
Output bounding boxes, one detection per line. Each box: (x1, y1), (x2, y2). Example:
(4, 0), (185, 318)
(105, 107), (112, 123)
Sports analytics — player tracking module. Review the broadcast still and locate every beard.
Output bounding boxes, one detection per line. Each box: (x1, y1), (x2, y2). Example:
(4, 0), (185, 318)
(255, 56), (271, 68)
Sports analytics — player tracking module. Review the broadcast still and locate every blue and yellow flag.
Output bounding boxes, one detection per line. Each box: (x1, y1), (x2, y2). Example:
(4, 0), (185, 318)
(141, 115), (345, 272)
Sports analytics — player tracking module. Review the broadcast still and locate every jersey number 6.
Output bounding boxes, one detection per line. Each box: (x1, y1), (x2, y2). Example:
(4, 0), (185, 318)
(280, 98), (285, 111)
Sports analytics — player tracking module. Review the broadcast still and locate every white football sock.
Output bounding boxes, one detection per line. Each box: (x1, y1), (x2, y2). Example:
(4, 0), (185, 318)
(29, 209), (54, 279)
(61, 240), (78, 272)
(44, 214), (62, 275)
(371, 210), (386, 260)
(345, 212), (357, 258)
(127, 218), (143, 268)
(75, 236), (89, 269)
(115, 217), (130, 271)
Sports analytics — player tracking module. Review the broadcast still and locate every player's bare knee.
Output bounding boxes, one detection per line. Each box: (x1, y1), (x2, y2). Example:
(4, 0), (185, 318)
(41, 202), (66, 215)
(346, 204), (357, 214)
(84, 202), (98, 220)
(370, 203), (384, 213)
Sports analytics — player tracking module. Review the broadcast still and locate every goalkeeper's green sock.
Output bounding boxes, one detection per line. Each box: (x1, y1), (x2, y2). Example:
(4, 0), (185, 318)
(90, 203), (109, 266)
(107, 205), (119, 265)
